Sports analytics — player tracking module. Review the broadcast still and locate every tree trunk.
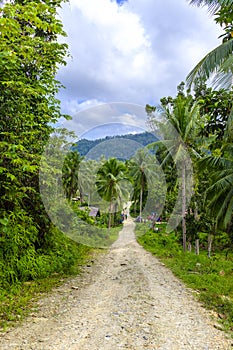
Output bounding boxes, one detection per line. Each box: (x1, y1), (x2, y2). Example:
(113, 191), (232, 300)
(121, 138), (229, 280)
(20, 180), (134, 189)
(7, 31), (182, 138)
(194, 204), (199, 255)
(195, 239), (199, 255)
(133, 197), (137, 216)
(188, 238), (192, 252)
(182, 163), (187, 252)
(139, 186), (143, 219)
(79, 191), (83, 204)
(114, 202), (118, 226)
(108, 200), (112, 229)
(208, 233), (213, 258)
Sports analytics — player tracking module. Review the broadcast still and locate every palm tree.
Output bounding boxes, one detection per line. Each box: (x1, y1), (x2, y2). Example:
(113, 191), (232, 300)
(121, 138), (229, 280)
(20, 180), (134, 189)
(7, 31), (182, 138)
(78, 159), (98, 205)
(129, 151), (147, 219)
(147, 93), (201, 251)
(198, 110), (233, 228)
(207, 156), (233, 228)
(187, 0), (233, 89)
(96, 158), (128, 228)
(62, 151), (83, 200)
(129, 148), (160, 219)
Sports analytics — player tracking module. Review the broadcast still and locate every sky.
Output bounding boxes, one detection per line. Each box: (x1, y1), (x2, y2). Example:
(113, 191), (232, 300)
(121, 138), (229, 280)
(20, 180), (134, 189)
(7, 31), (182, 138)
(57, 0), (222, 139)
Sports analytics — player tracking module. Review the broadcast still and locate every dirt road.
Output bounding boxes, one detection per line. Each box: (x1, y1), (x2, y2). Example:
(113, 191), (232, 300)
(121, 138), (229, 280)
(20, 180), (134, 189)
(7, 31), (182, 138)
(0, 218), (232, 349)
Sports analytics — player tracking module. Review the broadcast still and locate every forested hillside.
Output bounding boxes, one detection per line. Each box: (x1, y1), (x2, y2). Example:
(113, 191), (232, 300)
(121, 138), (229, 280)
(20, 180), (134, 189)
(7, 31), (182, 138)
(74, 132), (158, 156)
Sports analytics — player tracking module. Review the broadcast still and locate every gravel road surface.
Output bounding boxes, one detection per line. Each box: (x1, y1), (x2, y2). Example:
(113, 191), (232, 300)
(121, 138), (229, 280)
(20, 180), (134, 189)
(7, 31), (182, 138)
(1, 218), (232, 349)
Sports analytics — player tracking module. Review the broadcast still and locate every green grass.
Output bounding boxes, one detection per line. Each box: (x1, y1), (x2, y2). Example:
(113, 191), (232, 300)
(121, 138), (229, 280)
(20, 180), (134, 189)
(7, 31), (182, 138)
(0, 247), (90, 331)
(0, 224), (122, 331)
(0, 245), (98, 331)
(136, 223), (233, 336)
(69, 225), (123, 248)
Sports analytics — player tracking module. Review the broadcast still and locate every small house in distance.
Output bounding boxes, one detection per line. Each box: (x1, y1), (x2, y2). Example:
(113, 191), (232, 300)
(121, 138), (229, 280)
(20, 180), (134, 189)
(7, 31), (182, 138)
(79, 206), (100, 218)
(88, 206), (100, 217)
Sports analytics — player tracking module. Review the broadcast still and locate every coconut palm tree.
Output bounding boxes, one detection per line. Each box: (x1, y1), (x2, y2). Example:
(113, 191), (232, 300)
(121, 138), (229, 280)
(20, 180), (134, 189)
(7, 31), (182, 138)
(129, 150), (148, 219)
(96, 158), (128, 228)
(198, 109), (233, 228)
(147, 92), (201, 251)
(200, 153), (233, 227)
(78, 159), (99, 205)
(62, 151), (83, 200)
(187, 0), (233, 89)
(128, 148), (160, 219)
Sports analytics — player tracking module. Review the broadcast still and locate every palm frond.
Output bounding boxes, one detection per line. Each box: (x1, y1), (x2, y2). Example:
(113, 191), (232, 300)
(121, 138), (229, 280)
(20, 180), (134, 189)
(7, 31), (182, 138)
(211, 54), (233, 89)
(186, 40), (233, 89)
(198, 155), (233, 171)
(205, 165), (233, 227)
(188, 0), (233, 14)
(217, 53), (233, 73)
(210, 186), (233, 227)
(189, 147), (202, 159)
(184, 103), (200, 140)
(211, 71), (233, 90)
(208, 170), (233, 189)
(222, 194), (233, 227)
(224, 107), (233, 141)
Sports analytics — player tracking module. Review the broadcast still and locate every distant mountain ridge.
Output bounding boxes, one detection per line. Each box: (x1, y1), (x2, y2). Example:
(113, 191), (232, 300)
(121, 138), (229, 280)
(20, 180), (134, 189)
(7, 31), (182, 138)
(73, 132), (158, 157)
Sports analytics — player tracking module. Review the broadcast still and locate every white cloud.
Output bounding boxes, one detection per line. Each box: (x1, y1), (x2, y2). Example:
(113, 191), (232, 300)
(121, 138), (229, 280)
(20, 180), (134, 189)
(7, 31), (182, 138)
(57, 0), (222, 121)
(70, 0), (149, 54)
(61, 102), (149, 139)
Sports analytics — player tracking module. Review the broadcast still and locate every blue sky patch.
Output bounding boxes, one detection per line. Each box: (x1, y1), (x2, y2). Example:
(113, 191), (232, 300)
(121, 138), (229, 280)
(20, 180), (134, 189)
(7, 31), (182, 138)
(115, 0), (127, 5)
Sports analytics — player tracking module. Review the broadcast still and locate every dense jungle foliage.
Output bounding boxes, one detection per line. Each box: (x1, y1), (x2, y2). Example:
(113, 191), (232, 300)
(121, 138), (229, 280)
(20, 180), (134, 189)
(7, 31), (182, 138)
(0, 0), (87, 292)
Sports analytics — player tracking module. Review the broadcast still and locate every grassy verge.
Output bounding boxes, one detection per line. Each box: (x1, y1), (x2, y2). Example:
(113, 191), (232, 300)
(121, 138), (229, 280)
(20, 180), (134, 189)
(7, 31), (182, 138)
(136, 223), (233, 337)
(69, 225), (123, 248)
(0, 223), (122, 332)
(0, 243), (95, 331)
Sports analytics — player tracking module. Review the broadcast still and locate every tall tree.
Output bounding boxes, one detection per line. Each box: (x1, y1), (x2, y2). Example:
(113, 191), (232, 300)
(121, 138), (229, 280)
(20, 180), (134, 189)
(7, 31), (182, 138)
(129, 150), (148, 219)
(78, 159), (98, 205)
(96, 158), (128, 229)
(147, 86), (201, 251)
(194, 81), (233, 148)
(0, 0), (68, 228)
(0, 0), (69, 284)
(198, 109), (233, 229)
(62, 151), (83, 201)
(128, 148), (160, 219)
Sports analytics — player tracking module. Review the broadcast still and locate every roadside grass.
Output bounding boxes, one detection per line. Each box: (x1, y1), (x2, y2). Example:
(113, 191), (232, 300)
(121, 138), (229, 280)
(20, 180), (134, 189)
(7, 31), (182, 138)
(136, 223), (233, 336)
(0, 243), (94, 331)
(69, 225), (122, 248)
(0, 235), (115, 332)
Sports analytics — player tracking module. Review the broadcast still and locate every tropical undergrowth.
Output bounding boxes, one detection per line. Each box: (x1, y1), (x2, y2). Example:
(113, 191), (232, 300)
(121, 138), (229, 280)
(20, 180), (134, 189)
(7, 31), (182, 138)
(69, 201), (123, 248)
(0, 225), (94, 331)
(0, 214), (122, 331)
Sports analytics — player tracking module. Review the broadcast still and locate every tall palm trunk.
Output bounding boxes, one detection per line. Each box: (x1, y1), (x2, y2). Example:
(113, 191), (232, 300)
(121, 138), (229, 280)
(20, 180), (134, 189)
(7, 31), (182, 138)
(194, 204), (199, 255)
(208, 223), (215, 258)
(139, 186), (143, 218)
(108, 199), (112, 229)
(139, 174), (145, 219)
(208, 233), (213, 258)
(79, 190), (84, 204)
(182, 162), (187, 252)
